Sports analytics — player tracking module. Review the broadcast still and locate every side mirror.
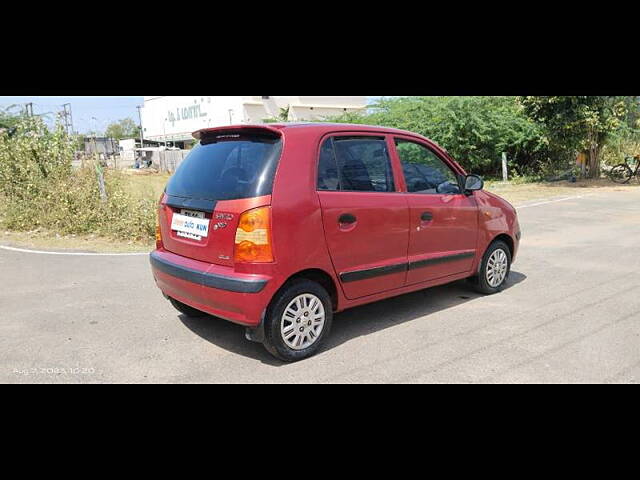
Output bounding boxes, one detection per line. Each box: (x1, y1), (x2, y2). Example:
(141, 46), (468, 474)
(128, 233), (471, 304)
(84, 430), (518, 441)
(464, 174), (484, 192)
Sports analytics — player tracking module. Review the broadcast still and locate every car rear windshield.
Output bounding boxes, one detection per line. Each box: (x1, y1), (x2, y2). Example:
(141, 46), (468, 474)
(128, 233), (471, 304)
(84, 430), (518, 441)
(166, 132), (283, 202)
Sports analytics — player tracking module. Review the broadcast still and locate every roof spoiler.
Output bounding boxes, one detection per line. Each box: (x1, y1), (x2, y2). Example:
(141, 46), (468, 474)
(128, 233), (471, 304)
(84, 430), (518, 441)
(192, 124), (284, 141)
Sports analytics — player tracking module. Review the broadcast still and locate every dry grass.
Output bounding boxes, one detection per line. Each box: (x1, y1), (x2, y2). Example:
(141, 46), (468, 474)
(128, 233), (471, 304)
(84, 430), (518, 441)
(485, 178), (639, 205)
(0, 171), (170, 253)
(121, 170), (171, 200)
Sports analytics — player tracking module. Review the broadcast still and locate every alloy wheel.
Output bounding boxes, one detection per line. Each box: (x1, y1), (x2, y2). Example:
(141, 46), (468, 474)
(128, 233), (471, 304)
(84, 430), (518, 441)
(280, 294), (326, 350)
(486, 249), (508, 287)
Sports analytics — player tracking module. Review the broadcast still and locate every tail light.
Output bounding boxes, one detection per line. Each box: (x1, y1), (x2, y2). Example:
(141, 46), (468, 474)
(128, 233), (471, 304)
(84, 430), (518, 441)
(155, 222), (163, 250)
(234, 206), (273, 263)
(155, 208), (163, 250)
(156, 193), (165, 250)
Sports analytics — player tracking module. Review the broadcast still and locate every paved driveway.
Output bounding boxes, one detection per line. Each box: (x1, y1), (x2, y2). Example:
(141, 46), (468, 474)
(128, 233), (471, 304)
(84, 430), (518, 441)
(2, 188), (639, 383)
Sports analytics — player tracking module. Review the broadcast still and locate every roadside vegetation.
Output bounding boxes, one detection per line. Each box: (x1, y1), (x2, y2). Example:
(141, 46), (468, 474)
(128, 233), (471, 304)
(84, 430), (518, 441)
(0, 116), (157, 246)
(1, 97), (639, 252)
(324, 96), (640, 180)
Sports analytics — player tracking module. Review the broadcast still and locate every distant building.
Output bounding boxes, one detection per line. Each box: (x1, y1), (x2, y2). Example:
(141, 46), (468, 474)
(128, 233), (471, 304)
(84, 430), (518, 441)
(140, 96), (367, 147)
(118, 138), (138, 152)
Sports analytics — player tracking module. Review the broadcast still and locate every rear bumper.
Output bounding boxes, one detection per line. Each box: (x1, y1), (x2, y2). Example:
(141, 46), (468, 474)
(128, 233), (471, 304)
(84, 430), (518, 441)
(150, 251), (267, 293)
(150, 249), (273, 327)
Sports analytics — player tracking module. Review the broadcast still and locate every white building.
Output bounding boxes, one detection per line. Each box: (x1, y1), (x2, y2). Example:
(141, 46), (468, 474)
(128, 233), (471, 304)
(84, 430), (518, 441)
(140, 96), (368, 146)
(118, 138), (137, 152)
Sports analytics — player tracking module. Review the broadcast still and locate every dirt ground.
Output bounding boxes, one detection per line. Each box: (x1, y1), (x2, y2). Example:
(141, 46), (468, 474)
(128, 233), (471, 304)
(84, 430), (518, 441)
(485, 178), (639, 205)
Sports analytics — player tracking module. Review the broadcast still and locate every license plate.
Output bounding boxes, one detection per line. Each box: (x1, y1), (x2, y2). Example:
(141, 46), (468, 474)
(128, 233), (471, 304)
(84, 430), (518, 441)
(171, 213), (209, 238)
(180, 209), (205, 219)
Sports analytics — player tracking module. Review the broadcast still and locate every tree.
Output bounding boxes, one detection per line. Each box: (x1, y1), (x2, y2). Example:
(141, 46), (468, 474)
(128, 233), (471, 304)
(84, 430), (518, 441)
(74, 133), (86, 152)
(324, 96), (549, 177)
(519, 96), (627, 178)
(105, 118), (140, 140)
(278, 106), (290, 121)
(601, 97), (640, 166)
(0, 105), (27, 134)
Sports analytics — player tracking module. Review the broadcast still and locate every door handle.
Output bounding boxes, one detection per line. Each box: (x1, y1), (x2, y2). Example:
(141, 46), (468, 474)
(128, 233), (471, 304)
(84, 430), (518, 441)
(339, 213), (357, 224)
(421, 212), (433, 222)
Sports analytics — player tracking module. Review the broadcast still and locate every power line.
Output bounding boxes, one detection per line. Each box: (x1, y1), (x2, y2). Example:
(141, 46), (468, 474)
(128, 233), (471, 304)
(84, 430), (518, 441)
(137, 105), (144, 147)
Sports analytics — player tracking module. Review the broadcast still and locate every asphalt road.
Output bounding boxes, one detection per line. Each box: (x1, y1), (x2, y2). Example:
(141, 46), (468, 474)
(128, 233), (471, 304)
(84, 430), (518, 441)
(2, 187), (639, 383)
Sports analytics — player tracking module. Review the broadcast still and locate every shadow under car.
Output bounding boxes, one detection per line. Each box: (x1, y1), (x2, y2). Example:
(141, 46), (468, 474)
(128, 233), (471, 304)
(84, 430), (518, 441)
(178, 271), (527, 365)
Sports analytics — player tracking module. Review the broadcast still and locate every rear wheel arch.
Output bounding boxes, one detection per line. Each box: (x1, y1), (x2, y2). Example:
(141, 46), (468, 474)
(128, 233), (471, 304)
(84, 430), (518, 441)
(280, 268), (339, 312)
(260, 274), (336, 362)
(248, 268), (338, 345)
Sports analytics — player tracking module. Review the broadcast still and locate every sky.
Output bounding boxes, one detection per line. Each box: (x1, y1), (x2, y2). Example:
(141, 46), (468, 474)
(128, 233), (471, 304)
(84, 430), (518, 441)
(0, 96), (144, 134)
(0, 96), (386, 134)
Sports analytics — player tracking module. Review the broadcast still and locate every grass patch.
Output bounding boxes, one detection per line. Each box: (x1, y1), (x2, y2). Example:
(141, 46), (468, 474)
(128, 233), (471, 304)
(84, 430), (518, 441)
(121, 170), (171, 200)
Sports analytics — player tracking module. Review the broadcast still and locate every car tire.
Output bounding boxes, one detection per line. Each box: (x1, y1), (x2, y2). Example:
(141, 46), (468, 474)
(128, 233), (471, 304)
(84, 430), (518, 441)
(262, 279), (333, 362)
(469, 240), (512, 295)
(169, 297), (208, 317)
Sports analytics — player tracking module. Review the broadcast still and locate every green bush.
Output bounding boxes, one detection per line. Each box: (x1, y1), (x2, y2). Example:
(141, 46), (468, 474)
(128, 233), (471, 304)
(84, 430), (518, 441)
(324, 96), (552, 177)
(601, 124), (640, 166)
(0, 117), (156, 241)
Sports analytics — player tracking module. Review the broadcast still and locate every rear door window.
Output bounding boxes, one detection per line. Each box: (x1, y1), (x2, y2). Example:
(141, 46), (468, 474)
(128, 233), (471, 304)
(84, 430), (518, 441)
(317, 138), (340, 191)
(166, 132), (282, 203)
(317, 136), (395, 192)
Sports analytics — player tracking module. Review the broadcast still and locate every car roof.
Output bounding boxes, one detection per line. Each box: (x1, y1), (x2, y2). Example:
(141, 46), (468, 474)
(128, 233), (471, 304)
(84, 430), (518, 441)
(192, 122), (461, 173)
(193, 122), (451, 157)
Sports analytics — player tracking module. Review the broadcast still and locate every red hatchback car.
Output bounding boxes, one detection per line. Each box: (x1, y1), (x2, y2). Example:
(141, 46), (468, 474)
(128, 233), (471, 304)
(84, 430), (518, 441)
(151, 123), (521, 361)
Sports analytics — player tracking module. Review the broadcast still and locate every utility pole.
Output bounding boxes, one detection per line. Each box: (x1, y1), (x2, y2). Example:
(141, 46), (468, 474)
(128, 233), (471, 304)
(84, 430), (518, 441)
(91, 117), (99, 160)
(60, 103), (74, 135)
(501, 152), (508, 182)
(136, 105), (144, 148)
(163, 119), (167, 148)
